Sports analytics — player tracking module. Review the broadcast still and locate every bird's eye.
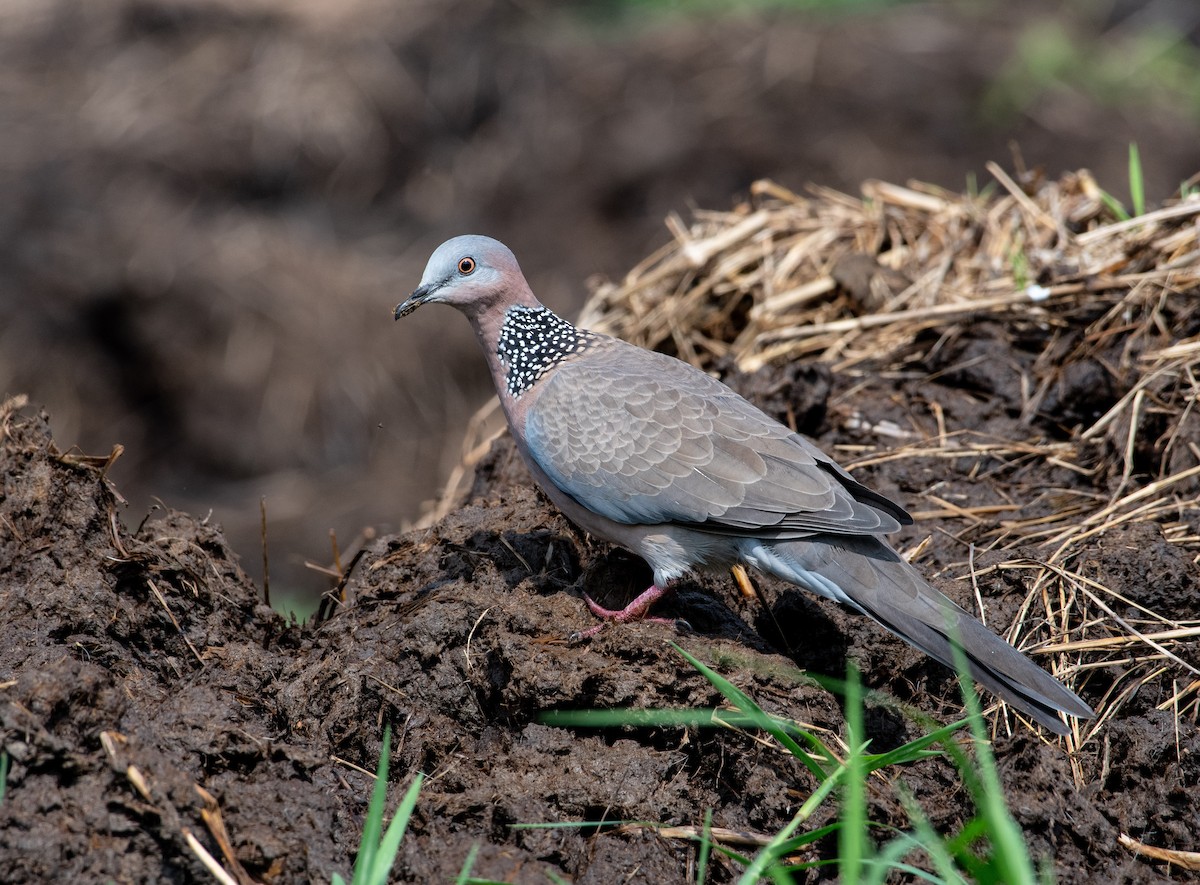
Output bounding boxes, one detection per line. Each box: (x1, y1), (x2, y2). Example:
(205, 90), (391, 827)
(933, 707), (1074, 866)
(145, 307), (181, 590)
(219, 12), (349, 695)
(458, 257), (476, 275)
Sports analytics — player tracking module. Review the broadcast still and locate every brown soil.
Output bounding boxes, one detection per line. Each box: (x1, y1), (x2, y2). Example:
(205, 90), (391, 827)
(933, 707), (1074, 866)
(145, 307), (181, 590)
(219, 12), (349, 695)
(3, 294), (1198, 884)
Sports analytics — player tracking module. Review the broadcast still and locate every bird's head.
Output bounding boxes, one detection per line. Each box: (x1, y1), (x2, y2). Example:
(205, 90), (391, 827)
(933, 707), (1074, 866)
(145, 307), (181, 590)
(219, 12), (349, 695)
(395, 235), (529, 321)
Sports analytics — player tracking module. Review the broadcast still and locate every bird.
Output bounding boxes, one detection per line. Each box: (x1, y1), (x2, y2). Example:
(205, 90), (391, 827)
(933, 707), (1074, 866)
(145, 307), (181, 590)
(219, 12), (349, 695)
(394, 234), (1093, 735)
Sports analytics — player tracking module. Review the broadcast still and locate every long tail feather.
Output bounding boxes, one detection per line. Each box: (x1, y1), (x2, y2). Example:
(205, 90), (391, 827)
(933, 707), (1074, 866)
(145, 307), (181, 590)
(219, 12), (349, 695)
(742, 535), (1093, 735)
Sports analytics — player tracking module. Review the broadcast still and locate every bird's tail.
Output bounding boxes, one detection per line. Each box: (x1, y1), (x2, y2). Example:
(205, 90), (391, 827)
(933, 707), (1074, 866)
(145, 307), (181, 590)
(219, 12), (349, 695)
(741, 535), (1093, 735)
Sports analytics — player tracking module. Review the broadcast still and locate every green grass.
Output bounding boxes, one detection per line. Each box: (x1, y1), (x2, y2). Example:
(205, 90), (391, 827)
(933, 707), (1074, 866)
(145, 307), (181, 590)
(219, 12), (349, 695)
(541, 643), (1042, 883)
(332, 725), (424, 885)
(335, 651), (1045, 882)
(1096, 143), (1148, 222)
(332, 736), (554, 885)
(0, 750), (8, 805)
(1128, 143), (1145, 218)
(985, 16), (1200, 124)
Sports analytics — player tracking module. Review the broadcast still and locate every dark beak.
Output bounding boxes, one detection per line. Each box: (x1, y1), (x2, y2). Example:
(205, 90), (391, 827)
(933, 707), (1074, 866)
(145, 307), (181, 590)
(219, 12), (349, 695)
(394, 284), (434, 320)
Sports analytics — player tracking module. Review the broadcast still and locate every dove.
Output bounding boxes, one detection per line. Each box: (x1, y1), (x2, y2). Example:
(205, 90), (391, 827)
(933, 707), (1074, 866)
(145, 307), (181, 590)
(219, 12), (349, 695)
(394, 235), (1093, 734)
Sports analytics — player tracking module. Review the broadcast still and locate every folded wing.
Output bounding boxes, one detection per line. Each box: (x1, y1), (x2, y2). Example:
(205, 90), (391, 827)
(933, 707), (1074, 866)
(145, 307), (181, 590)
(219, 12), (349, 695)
(524, 342), (910, 538)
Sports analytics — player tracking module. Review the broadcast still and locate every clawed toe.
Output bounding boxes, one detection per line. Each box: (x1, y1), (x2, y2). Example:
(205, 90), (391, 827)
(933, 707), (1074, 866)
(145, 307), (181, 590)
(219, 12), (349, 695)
(574, 585), (677, 639)
(581, 592), (624, 621)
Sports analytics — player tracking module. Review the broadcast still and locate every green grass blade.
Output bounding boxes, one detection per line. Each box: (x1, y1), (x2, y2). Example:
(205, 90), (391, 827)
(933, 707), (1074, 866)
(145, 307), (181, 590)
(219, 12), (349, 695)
(544, 645), (842, 783)
(838, 664), (868, 884)
(338, 725), (425, 885)
(0, 750), (8, 805)
(454, 842), (480, 884)
(861, 717), (965, 771)
(1129, 142), (1145, 217)
(542, 703), (847, 776)
(948, 642), (1037, 885)
(797, 760), (847, 819)
(672, 644), (836, 780)
(893, 788), (969, 885)
(713, 844), (754, 867)
(351, 725), (392, 885)
(941, 815), (989, 855)
(734, 804), (813, 885)
(730, 773), (856, 883)
(540, 707), (737, 729)
(696, 808), (713, 884)
(368, 771), (423, 884)
(865, 850), (958, 885)
(1099, 189), (1130, 221)
(767, 821), (841, 853)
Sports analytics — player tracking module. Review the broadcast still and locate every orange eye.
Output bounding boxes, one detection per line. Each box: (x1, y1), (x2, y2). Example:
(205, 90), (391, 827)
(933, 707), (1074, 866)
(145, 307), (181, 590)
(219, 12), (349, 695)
(458, 257), (476, 275)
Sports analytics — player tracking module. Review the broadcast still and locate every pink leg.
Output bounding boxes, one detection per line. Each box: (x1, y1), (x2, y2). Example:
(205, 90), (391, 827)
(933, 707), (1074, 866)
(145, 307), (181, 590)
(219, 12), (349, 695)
(572, 584), (678, 640)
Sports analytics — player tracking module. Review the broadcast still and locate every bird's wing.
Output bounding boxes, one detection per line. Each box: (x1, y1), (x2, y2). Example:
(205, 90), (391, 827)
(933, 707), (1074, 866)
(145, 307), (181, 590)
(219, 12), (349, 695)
(522, 342), (911, 537)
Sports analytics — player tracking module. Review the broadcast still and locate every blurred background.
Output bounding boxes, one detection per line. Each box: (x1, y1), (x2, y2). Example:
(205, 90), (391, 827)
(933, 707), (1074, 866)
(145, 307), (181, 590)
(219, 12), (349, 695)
(2, 0), (1198, 609)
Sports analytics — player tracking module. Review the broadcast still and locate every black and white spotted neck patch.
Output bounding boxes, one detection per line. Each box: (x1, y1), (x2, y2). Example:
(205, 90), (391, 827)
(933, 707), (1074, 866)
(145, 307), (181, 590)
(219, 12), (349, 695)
(496, 306), (598, 398)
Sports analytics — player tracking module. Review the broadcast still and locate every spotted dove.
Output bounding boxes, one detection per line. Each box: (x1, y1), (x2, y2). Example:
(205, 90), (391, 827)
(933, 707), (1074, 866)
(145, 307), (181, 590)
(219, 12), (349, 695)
(395, 235), (1093, 735)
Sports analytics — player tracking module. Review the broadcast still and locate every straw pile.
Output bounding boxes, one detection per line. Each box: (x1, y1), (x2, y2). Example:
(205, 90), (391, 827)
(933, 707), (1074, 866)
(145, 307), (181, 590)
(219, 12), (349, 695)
(431, 164), (1200, 768)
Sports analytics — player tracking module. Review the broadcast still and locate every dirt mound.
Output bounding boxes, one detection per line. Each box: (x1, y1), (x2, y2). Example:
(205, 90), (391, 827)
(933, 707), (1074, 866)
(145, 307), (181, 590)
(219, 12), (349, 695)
(3, 310), (1199, 885)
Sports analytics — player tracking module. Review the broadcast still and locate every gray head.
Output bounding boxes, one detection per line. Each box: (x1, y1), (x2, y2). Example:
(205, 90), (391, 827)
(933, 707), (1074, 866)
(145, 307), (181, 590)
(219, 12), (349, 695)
(394, 235), (532, 321)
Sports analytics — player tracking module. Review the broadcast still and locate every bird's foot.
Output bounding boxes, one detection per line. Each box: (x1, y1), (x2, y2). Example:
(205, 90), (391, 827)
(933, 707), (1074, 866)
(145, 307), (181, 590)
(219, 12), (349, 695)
(571, 584), (683, 641)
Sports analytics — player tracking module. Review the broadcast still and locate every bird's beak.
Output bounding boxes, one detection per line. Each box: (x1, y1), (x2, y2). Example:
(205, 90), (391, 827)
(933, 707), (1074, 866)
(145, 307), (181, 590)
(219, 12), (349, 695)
(394, 284), (435, 320)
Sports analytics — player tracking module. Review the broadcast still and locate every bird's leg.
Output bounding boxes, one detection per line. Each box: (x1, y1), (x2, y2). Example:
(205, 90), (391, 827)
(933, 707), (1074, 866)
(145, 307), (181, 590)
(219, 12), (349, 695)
(583, 584), (671, 621)
(573, 584), (678, 640)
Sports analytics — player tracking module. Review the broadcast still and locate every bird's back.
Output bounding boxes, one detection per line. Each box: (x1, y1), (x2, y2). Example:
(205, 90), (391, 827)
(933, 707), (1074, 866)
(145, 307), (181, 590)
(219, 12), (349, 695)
(513, 329), (910, 539)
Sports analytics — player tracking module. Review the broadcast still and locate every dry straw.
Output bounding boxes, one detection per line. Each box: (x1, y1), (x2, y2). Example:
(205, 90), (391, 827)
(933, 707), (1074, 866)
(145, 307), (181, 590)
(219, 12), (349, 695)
(431, 165), (1200, 761)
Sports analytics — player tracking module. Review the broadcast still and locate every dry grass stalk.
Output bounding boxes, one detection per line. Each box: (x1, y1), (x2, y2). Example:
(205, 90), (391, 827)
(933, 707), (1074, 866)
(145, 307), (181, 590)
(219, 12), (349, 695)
(1118, 832), (1200, 872)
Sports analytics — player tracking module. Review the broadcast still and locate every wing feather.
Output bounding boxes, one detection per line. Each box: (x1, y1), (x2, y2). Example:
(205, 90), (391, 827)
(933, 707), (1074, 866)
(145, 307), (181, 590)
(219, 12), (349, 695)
(523, 341), (911, 537)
